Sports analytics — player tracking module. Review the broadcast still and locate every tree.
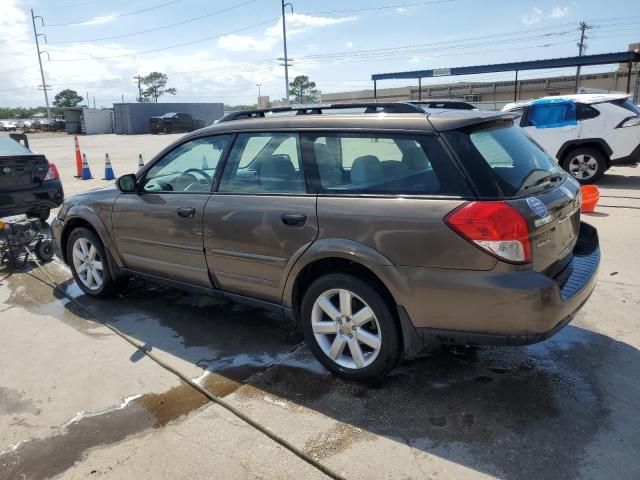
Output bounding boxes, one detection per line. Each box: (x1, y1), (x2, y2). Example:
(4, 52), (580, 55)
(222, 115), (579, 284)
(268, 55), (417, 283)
(140, 72), (177, 103)
(288, 75), (318, 104)
(52, 89), (83, 109)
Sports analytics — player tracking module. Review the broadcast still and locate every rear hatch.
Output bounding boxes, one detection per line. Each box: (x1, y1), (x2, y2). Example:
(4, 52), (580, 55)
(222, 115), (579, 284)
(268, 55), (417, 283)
(0, 136), (49, 191)
(442, 118), (581, 275)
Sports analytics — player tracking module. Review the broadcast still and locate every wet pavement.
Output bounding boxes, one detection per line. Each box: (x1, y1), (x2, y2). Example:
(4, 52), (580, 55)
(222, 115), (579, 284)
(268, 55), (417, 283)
(1, 166), (640, 479)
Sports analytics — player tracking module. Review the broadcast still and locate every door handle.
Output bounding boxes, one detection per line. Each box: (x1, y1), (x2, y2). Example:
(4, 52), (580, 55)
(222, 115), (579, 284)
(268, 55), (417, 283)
(281, 213), (307, 227)
(177, 207), (196, 218)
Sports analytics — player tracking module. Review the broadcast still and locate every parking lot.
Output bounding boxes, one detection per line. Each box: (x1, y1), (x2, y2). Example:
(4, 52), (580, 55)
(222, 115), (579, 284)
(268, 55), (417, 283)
(2, 133), (640, 479)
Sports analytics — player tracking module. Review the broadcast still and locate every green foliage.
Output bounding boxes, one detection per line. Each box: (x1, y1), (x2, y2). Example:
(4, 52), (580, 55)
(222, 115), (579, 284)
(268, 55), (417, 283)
(288, 75), (318, 104)
(225, 104), (258, 111)
(139, 72), (177, 103)
(0, 106), (47, 119)
(53, 89), (84, 109)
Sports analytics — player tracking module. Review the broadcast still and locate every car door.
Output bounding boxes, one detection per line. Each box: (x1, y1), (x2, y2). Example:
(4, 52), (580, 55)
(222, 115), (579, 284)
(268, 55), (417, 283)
(521, 102), (582, 159)
(112, 134), (231, 287)
(203, 132), (318, 302)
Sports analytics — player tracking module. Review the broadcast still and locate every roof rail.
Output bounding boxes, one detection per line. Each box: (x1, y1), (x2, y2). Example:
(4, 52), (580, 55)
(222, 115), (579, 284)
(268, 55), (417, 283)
(217, 102), (425, 122)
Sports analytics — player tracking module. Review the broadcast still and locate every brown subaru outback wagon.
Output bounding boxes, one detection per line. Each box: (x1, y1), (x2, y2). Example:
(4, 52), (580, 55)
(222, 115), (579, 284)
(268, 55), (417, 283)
(52, 103), (600, 381)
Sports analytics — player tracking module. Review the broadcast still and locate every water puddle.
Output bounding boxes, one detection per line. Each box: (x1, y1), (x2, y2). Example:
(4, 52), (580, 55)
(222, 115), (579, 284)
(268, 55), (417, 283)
(0, 382), (208, 480)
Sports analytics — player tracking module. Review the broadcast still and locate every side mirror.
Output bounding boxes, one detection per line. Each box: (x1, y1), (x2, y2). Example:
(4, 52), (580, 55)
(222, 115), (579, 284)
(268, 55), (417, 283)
(116, 174), (137, 193)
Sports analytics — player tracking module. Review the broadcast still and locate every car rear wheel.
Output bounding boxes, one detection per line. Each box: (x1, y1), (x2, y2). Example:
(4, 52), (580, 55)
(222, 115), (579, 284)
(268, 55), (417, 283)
(301, 273), (402, 382)
(67, 227), (116, 297)
(563, 147), (606, 184)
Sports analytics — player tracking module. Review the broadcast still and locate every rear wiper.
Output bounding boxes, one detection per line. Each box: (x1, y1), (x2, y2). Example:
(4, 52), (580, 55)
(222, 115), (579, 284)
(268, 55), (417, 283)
(526, 173), (564, 189)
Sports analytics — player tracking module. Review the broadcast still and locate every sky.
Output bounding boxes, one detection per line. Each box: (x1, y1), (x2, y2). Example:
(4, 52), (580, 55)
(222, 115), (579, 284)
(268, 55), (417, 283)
(0, 0), (638, 108)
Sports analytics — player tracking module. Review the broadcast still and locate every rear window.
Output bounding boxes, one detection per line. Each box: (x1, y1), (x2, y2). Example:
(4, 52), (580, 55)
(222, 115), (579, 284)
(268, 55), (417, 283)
(0, 135), (32, 156)
(444, 122), (563, 197)
(611, 98), (640, 116)
(303, 133), (471, 196)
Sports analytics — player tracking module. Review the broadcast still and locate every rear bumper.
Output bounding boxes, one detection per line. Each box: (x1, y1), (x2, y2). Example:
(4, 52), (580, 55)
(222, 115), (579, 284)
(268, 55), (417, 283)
(396, 222), (599, 354)
(0, 180), (64, 217)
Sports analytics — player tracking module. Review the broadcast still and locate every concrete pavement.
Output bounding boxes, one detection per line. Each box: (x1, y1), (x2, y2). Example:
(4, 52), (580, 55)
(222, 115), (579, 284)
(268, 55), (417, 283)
(1, 132), (640, 479)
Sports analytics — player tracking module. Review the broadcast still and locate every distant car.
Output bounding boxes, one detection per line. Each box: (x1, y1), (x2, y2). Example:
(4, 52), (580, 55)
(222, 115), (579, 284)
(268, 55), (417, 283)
(149, 112), (206, 134)
(410, 100), (477, 110)
(502, 93), (640, 183)
(0, 121), (17, 131)
(0, 134), (63, 220)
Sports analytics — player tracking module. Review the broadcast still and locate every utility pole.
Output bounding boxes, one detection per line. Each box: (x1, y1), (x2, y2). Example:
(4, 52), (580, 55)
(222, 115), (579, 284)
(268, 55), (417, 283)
(133, 75), (143, 102)
(280, 1), (293, 104)
(30, 9), (51, 122)
(575, 22), (593, 93)
(256, 83), (262, 98)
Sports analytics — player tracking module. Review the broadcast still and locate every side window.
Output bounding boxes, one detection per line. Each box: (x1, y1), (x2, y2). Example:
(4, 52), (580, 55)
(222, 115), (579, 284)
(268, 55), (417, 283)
(218, 132), (306, 194)
(575, 103), (600, 121)
(142, 135), (230, 193)
(306, 133), (470, 196)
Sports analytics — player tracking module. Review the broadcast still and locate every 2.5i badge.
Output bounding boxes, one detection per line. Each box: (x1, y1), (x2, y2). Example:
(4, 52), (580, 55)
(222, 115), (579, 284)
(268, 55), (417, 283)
(526, 197), (548, 218)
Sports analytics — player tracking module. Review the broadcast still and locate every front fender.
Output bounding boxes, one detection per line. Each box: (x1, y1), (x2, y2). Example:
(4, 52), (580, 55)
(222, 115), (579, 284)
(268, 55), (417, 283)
(61, 205), (122, 267)
(281, 237), (412, 309)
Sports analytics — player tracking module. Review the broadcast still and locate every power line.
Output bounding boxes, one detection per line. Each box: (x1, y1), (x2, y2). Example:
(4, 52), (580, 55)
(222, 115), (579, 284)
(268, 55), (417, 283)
(48, 0), (260, 44)
(43, 0), (186, 27)
(300, 0), (455, 15)
(49, 17), (280, 61)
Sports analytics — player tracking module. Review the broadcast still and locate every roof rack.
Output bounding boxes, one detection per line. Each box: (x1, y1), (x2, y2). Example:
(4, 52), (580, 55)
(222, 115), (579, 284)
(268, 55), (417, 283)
(217, 102), (425, 122)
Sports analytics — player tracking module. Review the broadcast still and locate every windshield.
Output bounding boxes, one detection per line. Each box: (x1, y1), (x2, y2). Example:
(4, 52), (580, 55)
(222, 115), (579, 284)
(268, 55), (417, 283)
(445, 122), (564, 197)
(161, 112), (177, 118)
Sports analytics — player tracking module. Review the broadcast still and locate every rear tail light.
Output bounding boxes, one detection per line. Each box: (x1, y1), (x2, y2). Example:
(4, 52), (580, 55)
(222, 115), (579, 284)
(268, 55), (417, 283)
(616, 116), (640, 128)
(445, 201), (532, 264)
(43, 163), (60, 181)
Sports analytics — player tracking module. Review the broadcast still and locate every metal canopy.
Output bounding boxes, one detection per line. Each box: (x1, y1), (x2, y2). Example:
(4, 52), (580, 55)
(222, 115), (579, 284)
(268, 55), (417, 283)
(371, 51), (640, 81)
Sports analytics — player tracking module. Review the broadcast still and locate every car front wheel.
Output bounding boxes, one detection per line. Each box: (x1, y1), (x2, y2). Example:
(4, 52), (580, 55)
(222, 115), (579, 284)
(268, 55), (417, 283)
(301, 273), (402, 382)
(67, 227), (116, 297)
(563, 147), (607, 184)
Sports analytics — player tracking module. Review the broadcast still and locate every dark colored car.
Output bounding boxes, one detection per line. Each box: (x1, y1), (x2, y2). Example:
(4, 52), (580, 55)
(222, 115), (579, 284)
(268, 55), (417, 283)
(52, 103), (599, 381)
(0, 134), (63, 220)
(150, 112), (206, 134)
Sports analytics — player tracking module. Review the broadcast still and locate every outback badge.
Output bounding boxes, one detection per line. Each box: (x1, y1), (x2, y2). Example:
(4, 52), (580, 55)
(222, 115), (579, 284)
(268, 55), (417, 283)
(526, 197), (548, 218)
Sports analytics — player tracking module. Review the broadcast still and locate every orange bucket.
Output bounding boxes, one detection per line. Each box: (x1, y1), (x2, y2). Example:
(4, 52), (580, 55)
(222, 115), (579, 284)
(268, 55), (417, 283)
(580, 185), (600, 213)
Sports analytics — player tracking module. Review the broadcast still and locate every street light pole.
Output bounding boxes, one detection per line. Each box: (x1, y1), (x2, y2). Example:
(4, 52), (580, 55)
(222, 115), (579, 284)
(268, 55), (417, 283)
(30, 9), (51, 122)
(281, 1), (293, 104)
(256, 83), (262, 98)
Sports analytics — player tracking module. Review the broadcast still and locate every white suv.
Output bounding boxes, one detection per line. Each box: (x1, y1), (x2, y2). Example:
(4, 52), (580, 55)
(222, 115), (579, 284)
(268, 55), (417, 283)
(503, 94), (640, 183)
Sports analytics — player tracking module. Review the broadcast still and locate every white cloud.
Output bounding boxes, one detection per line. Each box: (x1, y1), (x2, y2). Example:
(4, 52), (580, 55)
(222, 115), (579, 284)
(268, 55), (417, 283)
(73, 14), (118, 27)
(217, 13), (356, 52)
(396, 7), (408, 13)
(549, 6), (570, 18)
(346, 41), (353, 48)
(217, 34), (273, 52)
(522, 7), (544, 25)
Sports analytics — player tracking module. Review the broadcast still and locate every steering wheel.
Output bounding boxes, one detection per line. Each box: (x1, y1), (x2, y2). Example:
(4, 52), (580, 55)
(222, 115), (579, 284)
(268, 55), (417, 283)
(175, 168), (212, 191)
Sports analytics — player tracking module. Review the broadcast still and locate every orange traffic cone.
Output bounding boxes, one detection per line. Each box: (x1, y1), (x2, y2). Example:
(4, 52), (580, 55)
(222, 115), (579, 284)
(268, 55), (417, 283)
(74, 135), (82, 178)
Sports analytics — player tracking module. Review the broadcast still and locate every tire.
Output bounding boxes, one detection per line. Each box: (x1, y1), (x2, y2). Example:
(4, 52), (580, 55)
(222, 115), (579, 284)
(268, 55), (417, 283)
(66, 227), (116, 298)
(35, 239), (54, 262)
(300, 273), (402, 382)
(562, 147), (607, 184)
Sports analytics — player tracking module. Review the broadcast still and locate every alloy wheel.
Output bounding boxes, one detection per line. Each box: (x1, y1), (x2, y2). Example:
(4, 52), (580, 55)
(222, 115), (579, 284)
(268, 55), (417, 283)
(311, 288), (382, 369)
(71, 237), (104, 290)
(568, 154), (599, 180)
